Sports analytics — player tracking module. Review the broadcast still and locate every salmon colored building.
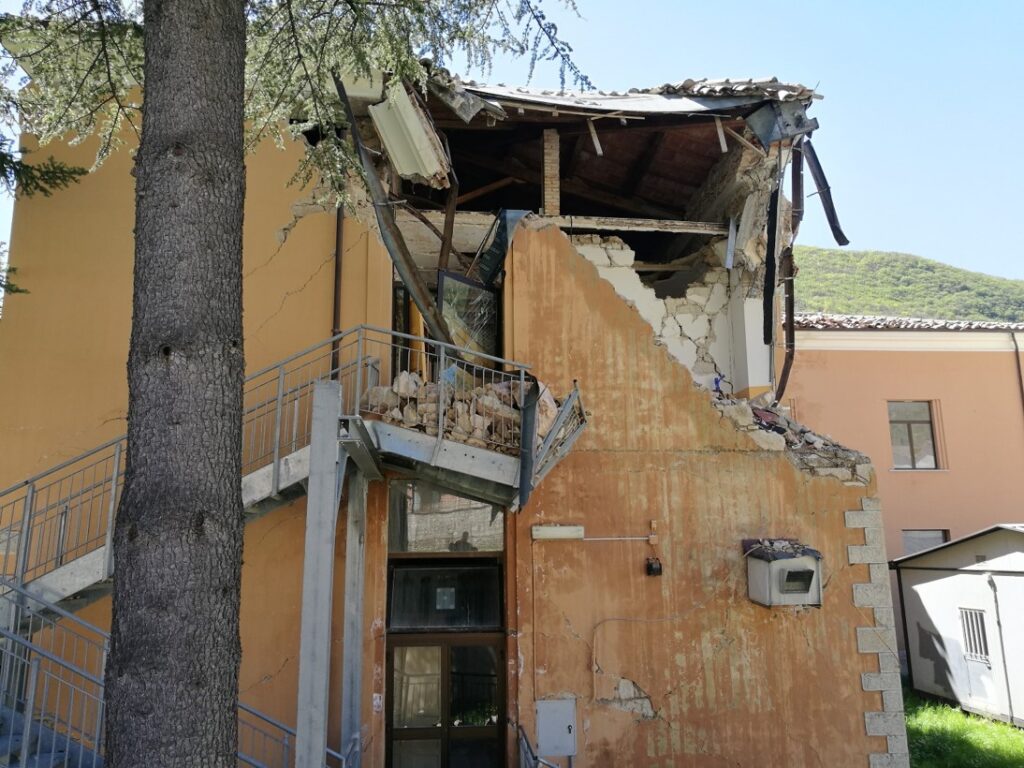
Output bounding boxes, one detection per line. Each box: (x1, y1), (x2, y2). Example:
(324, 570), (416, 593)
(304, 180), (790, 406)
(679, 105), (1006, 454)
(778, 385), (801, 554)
(783, 312), (1024, 653)
(0, 74), (910, 767)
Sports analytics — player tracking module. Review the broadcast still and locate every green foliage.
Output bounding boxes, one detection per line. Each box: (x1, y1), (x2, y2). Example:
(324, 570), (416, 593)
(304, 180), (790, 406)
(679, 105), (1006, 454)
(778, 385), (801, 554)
(0, 0), (589, 200)
(0, 265), (26, 294)
(793, 246), (1024, 323)
(0, 138), (85, 197)
(904, 688), (1024, 768)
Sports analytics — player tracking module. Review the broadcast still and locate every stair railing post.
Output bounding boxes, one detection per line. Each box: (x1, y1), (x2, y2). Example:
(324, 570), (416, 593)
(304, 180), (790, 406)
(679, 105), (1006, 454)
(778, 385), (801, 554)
(15, 485), (35, 586)
(104, 442), (122, 579)
(437, 346), (447, 442)
(271, 366), (286, 496)
(22, 657), (39, 756)
(519, 367), (527, 449)
(354, 329), (365, 415)
(55, 504), (68, 569)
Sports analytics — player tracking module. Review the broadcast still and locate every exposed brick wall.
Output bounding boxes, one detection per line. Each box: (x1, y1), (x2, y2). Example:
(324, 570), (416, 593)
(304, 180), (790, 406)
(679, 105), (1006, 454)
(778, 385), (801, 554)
(542, 129), (560, 216)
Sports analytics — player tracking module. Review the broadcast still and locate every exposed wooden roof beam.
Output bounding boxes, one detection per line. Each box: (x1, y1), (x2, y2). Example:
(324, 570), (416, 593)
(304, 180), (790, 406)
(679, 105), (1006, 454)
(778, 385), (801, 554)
(455, 151), (686, 220)
(624, 132), (666, 196)
(456, 176), (519, 205)
(541, 216), (727, 235)
(562, 133), (588, 179)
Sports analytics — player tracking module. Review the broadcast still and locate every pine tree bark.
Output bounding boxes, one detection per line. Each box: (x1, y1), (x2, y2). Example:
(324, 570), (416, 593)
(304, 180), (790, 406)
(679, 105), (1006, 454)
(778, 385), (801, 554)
(104, 0), (247, 763)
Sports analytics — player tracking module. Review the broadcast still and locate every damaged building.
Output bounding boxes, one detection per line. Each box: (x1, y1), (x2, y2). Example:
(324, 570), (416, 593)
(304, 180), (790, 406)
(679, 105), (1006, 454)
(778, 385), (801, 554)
(0, 69), (908, 767)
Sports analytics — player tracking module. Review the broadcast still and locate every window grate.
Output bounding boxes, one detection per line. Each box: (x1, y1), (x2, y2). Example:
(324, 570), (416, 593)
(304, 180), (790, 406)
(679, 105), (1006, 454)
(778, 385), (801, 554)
(959, 608), (989, 663)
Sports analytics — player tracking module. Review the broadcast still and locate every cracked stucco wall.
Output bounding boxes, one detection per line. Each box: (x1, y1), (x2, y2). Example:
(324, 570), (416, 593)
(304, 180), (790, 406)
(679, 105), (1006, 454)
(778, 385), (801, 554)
(568, 228), (872, 482)
(572, 234), (734, 390)
(508, 224), (899, 767)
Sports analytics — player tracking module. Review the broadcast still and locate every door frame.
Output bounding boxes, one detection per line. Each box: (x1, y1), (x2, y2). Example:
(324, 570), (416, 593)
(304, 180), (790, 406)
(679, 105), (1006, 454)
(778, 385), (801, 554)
(386, 632), (506, 767)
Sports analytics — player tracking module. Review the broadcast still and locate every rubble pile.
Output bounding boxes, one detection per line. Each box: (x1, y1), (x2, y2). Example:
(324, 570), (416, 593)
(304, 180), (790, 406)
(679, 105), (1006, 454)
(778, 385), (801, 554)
(713, 397), (873, 485)
(361, 371), (523, 454)
(571, 234), (734, 389)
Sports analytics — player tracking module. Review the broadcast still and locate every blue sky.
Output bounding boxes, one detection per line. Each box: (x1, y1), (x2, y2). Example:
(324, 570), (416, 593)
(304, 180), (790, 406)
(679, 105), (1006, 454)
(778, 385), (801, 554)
(2, 0), (1023, 280)
(474, 0), (1024, 280)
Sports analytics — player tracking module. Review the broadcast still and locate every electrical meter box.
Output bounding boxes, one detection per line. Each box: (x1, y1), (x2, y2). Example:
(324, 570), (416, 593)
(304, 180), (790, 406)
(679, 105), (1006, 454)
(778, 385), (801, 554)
(743, 539), (823, 607)
(536, 698), (576, 757)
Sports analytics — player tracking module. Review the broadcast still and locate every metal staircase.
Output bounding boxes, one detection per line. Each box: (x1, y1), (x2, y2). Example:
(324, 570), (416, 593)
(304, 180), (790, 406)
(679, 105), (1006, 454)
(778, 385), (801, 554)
(0, 325), (585, 609)
(0, 577), (343, 767)
(0, 325), (587, 766)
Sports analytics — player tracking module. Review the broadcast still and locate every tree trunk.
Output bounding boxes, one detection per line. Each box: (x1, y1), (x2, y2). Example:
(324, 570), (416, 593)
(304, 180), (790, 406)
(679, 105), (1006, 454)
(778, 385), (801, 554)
(104, 0), (246, 762)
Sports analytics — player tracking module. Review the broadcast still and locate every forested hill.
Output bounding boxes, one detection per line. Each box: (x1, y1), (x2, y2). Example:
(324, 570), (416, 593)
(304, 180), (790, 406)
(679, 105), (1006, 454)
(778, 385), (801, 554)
(792, 246), (1024, 323)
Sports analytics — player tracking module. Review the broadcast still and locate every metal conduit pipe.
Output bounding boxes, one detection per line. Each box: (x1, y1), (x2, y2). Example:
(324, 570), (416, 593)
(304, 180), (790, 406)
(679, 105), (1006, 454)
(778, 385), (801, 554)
(1011, 331), (1024, 447)
(986, 574), (1016, 725)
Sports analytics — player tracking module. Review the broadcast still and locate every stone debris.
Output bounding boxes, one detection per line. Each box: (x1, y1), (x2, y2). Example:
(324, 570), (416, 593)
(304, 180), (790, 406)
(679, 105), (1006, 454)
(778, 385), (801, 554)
(571, 231), (876, 484)
(712, 397), (873, 484)
(361, 372), (573, 455)
(573, 235), (732, 390)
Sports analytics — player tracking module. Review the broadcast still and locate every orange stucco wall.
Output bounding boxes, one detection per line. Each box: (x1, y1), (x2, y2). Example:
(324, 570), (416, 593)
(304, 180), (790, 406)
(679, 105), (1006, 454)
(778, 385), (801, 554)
(0, 136), (393, 752)
(502, 226), (885, 765)
(783, 342), (1024, 561)
(1, 132), (893, 765)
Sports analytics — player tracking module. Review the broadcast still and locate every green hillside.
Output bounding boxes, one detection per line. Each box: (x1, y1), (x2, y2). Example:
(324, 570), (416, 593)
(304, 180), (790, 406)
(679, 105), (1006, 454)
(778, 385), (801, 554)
(792, 246), (1024, 323)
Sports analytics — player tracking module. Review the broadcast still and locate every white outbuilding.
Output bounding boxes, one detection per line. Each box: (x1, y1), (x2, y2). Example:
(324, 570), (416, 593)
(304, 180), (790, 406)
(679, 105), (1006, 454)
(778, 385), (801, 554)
(892, 524), (1024, 726)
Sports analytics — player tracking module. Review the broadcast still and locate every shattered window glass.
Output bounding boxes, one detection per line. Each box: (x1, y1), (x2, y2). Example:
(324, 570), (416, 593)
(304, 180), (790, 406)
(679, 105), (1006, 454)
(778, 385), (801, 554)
(887, 401), (938, 469)
(438, 271), (498, 363)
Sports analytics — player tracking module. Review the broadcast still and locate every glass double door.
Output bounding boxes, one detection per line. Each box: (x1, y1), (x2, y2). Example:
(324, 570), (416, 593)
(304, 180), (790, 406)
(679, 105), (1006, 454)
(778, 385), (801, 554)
(387, 633), (504, 768)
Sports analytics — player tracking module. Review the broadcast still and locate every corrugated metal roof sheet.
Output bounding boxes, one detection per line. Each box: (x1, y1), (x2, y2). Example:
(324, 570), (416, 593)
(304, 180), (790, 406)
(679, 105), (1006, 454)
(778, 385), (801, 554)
(460, 76), (817, 116)
(794, 312), (1024, 332)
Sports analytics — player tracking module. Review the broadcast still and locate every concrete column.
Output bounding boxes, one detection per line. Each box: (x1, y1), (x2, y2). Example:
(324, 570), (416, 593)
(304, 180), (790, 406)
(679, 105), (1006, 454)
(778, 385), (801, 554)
(341, 470), (368, 765)
(296, 380), (345, 768)
(728, 270), (772, 399)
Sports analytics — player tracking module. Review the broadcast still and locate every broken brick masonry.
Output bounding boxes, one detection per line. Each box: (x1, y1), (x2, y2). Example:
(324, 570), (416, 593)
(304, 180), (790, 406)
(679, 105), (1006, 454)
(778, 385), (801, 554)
(568, 228), (873, 484)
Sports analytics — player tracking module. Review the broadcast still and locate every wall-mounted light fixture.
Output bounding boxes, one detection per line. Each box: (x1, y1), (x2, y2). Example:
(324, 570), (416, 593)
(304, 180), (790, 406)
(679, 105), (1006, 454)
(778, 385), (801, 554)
(532, 525), (585, 541)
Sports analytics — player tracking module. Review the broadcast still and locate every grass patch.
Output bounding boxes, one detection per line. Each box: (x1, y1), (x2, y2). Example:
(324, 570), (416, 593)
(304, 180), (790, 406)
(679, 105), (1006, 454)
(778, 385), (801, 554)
(905, 687), (1024, 767)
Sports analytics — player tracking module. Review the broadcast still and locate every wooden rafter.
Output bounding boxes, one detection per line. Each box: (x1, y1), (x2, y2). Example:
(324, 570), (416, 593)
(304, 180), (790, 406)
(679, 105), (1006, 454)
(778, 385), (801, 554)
(456, 151), (686, 220)
(541, 216), (727, 235)
(624, 132), (666, 196)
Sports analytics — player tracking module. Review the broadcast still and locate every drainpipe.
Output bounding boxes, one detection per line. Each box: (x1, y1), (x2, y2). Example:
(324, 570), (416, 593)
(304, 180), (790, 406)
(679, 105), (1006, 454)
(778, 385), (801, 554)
(774, 247), (796, 403)
(330, 189), (346, 379)
(894, 564), (914, 688)
(1011, 332), (1024, 445)
(986, 574), (1016, 725)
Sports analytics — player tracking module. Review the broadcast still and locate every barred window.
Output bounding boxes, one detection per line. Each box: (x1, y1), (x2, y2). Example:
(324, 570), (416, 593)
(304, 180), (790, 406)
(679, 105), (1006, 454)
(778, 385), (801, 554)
(959, 608), (989, 663)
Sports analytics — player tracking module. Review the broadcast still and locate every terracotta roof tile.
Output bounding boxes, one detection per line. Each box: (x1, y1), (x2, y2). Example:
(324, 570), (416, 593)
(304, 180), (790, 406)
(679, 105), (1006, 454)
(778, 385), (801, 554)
(794, 312), (1024, 332)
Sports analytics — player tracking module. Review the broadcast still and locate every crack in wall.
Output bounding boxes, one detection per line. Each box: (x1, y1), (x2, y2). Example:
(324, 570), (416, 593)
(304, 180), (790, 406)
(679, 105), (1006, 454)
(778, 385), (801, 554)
(597, 677), (657, 721)
(572, 234), (733, 390)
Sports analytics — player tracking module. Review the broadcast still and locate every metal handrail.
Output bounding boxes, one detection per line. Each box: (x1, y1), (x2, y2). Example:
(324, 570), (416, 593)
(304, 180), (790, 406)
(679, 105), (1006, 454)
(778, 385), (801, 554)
(0, 435), (125, 497)
(0, 578), (337, 766)
(2, 323), (530, 498)
(517, 725), (559, 768)
(0, 325), (534, 587)
(0, 624), (104, 688)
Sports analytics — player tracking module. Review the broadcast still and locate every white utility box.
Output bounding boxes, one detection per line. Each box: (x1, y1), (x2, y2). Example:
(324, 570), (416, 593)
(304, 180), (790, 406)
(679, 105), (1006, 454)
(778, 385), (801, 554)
(743, 539), (823, 607)
(536, 698), (577, 757)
